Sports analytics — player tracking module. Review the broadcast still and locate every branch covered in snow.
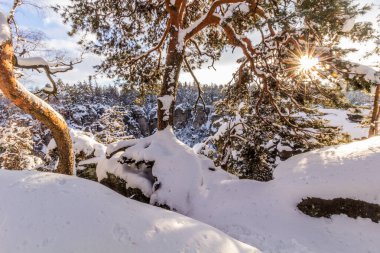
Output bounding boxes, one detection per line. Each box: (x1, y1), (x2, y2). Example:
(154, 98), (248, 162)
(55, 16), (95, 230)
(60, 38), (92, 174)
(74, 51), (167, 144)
(0, 11), (11, 45)
(14, 55), (83, 97)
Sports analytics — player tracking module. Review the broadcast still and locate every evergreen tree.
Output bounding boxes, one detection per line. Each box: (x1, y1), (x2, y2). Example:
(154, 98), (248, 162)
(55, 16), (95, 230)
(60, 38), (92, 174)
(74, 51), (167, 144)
(59, 0), (375, 132)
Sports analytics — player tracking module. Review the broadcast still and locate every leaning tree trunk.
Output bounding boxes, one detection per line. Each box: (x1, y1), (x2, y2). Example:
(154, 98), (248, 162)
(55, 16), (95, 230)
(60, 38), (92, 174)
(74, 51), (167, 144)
(0, 41), (74, 175)
(157, 27), (184, 130)
(368, 85), (380, 138)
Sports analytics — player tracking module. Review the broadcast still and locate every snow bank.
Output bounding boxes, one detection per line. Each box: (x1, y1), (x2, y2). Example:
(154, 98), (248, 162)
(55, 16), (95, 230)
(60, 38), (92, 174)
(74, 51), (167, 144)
(102, 127), (236, 213)
(188, 137), (380, 253)
(0, 11), (11, 44)
(95, 129), (380, 253)
(274, 136), (380, 203)
(319, 108), (369, 139)
(0, 169), (259, 253)
(349, 63), (380, 84)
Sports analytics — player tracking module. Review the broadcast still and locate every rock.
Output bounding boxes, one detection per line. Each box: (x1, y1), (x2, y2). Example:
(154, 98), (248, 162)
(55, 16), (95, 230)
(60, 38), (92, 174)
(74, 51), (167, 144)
(192, 105), (210, 128)
(175, 105), (192, 128)
(347, 113), (364, 123)
(100, 173), (150, 204)
(131, 106), (149, 136)
(298, 197), (380, 223)
(76, 164), (98, 182)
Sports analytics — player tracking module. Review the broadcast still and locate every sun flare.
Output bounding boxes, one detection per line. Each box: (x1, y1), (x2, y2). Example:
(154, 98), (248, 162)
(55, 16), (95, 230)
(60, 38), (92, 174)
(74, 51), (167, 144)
(283, 43), (329, 78)
(298, 55), (319, 72)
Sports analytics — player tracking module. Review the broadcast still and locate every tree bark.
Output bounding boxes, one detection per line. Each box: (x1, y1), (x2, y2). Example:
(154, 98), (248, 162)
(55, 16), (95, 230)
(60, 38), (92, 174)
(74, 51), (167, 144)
(0, 42), (74, 175)
(369, 85), (380, 138)
(157, 27), (184, 130)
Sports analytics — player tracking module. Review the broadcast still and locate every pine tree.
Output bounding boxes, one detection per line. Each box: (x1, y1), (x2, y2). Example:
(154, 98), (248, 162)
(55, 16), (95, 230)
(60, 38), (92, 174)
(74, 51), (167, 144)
(59, 0), (375, 132)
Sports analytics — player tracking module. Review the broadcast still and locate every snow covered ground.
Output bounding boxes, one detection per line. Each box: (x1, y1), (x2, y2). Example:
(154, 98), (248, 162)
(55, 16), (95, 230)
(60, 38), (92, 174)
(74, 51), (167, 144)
(92, 129), (380, 253)
(0, 169), (259, 253)
(188, 137), (380, 253)
(319, 108), (370, 139)
(2, 125), (380, 253)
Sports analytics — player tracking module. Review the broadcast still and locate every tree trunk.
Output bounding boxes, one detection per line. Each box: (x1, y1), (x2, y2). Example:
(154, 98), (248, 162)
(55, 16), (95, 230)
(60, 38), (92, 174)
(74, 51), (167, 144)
(368, 85), (380, 138)
(157, 27), (184, 130)
(0, 42), (74, 175)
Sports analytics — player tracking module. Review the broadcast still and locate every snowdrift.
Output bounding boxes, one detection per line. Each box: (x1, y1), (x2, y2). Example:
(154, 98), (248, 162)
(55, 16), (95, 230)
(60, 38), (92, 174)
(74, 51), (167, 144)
(0, 169), (259, 253)
(81, 129), (380, 252)
(189, 137), (380, 253)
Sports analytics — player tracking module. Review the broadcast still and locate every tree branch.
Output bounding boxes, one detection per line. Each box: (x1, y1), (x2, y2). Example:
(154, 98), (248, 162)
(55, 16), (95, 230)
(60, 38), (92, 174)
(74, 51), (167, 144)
(184, 56), (207, 113)
(128, 19), (171, 64)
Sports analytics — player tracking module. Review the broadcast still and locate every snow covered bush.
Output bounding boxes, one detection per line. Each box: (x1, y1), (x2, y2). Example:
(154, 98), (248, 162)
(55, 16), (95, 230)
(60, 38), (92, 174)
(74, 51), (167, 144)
(0, 122), (43, 170)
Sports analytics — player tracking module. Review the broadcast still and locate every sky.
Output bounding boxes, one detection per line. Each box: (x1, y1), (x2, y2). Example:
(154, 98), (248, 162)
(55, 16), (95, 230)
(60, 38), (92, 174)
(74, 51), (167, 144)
(0, 0), (379, 90)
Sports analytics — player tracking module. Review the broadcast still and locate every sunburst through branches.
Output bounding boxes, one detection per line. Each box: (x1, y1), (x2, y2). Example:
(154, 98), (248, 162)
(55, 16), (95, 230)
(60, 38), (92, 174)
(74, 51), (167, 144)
(284, 42), (332, 79)
(299, 55), (319, 72)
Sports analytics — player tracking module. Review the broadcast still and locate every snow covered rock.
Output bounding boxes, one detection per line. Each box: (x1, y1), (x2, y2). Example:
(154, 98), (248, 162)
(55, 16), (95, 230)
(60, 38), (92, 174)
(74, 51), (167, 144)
(95, 127), (380, 253)
(0, 169), (259, 253)
(101, 127), (235, 214)
(47, 129), (106, 162)
(318, 108), (369, 139)
(187, 137), (380, 253)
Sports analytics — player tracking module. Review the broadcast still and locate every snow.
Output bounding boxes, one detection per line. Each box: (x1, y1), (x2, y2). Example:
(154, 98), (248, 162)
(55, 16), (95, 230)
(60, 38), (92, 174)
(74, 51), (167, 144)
(188, 137), (380, 253)
(158, 95), (174, 121)
(98, 131), (380, 253)
(48, 129), (106, 158)
(16, 57), (73, 73)
(101, 128), (236, 213)
(341, 17), (356, 33)
(349, 63), (380, 84)
(17, 57), (49, 67)
(224, 3), (250, 20)
(318, 108), (369, 139)
(0, 10), (11, 44)
(94, 151), (153, 197)
(0, 169), (259, 253)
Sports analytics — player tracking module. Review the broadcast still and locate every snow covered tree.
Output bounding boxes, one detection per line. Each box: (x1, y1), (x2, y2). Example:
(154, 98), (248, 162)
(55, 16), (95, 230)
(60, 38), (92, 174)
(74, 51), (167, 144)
(59, 0), (374, 132)
(197, 78), (351, 181)
(0, 120), (44, 171)
(0, 6), (74, 175)
(57, 0), (378, 185)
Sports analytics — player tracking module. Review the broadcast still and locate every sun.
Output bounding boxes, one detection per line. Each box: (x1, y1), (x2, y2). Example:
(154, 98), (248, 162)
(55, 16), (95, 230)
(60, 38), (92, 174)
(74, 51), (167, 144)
(283, 43), (328, 78)
(298, 55), (319, 72)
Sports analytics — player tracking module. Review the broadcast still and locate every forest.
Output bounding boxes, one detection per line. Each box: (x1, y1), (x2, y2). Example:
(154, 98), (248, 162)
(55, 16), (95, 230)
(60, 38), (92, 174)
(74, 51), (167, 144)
(0, 1), (379, 253)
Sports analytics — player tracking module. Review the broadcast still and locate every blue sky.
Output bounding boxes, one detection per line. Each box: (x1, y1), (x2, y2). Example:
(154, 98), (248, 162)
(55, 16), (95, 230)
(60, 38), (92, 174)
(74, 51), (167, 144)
(1, 0), (379, 89)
